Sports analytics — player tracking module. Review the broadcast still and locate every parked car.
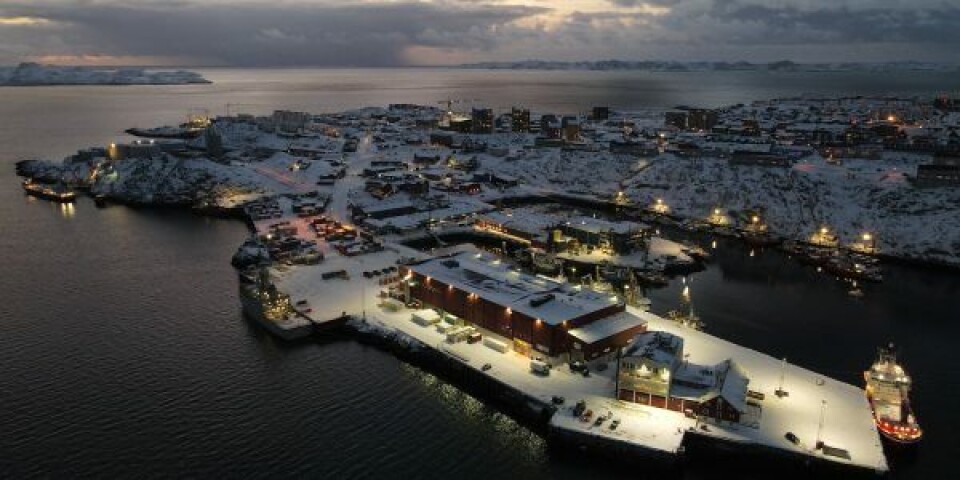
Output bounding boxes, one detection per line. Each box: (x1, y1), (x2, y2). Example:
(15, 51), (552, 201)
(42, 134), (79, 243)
(579, 409), (593, 423)
(569, 361), (588, 373)
(530, 359), (550, 376)
(609, 419), (620, 431)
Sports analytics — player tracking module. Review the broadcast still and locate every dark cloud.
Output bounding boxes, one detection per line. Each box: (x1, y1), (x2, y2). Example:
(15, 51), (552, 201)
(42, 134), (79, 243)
(1, 1), (959, 65)
(707, 3), (960, 45)
(0, 1), (548, 66)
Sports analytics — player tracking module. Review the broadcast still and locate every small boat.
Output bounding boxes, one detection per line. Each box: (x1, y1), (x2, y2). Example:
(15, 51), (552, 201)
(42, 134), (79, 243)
(665, 307), (704, 330)
(635, 271), (669, 287)
(864, 343), (922, 445)
(22, 180), (76, 203)
(824, 255), (883, 282)
(125, 125), (203, 139)
(680, 243), (711, 261)
(741, 231), (781, 247)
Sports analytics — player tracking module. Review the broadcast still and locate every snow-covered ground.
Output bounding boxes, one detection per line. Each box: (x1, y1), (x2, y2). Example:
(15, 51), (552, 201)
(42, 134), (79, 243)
(625, 153), (960, 265)
(268, 244), (886, 472)
(18, 99), (959, 267)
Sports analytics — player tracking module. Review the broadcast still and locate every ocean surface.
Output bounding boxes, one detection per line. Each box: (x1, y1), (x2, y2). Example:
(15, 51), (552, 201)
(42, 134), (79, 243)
(1, 68), (958, 479)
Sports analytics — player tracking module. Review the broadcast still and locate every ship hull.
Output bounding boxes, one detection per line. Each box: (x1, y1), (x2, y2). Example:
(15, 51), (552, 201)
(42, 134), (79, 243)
(864, 370), (923, 446)
(23, 183), (76, 203)
(238, 284), (313, 341)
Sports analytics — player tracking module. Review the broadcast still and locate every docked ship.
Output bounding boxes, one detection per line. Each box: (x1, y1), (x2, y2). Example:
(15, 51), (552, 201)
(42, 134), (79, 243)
(528, 247), (563, 275)
(741, 230), (781, 247)
(238, 267), (313, 340)
(823, 254), (883, 282)
(864, 344), (922, 445)
(22, 180), (76, 203)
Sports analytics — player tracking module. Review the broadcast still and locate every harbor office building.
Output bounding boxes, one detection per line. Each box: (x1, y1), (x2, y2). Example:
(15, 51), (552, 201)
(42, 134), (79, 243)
(402, 252), (647, 360)
(555, 216), (650, 255)
(617, 331), (751, 423)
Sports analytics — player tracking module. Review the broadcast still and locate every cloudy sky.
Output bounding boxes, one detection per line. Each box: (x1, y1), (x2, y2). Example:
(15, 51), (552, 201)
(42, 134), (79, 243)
(1, 0), (958, 66)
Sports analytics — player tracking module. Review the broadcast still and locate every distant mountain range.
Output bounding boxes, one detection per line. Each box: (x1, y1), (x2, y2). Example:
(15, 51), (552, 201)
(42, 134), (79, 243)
(455, 60), (959, 73)
(0, 63), (211, 86)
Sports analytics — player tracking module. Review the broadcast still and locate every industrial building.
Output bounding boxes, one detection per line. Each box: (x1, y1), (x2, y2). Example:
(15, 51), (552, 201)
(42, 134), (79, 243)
(402, 252), (647, 359)
(555, 216), (649, 255)
(617, 331), (751, 423)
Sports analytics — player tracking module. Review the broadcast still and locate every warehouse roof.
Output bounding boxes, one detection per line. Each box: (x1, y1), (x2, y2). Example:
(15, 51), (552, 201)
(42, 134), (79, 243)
(408, 252), (623, 326)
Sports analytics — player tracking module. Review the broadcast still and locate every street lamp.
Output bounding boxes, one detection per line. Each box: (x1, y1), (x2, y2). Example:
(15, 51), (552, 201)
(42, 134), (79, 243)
(816, 399), (828, 450)
(775, 357), (789, 398)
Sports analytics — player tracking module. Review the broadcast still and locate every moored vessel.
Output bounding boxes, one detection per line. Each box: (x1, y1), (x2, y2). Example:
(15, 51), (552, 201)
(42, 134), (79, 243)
(22, 179), (76, 203)
(864, 343), (922, 445)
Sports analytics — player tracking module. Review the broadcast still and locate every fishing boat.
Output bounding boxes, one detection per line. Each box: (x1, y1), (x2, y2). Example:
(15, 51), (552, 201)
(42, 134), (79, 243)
(22, 179), (76, 203)
(864, 343), (922, 445)
(665, 307), (704, 330)
(823, 254), (883, 282)
(528, 247), (563, 275)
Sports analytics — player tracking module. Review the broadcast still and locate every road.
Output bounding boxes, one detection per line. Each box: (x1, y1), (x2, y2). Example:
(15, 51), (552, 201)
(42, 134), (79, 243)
(327, 132), (375, 225)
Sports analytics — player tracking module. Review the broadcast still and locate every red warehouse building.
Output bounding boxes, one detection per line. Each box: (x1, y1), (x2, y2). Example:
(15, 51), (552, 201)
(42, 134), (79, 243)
(402, 252), (646, 359)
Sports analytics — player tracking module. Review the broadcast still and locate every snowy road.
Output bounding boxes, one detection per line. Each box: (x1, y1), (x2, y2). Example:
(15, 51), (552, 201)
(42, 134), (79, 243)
(327, 133), (374, 224)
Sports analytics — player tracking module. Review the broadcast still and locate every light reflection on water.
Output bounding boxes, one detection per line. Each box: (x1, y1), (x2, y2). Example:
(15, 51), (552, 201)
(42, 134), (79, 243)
(59, 202), (75, 218)
(400, 363), (548, 460)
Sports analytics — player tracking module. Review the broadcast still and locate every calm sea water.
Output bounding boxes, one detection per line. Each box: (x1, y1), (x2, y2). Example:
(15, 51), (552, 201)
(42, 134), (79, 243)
(1, 69), (958, 479)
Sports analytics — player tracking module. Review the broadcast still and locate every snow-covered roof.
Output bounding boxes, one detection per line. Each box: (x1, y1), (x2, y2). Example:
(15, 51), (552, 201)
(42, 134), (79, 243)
(625, 331), (684, 366)
(358, 199), (415, 215)
(567, 311), (647, 344)
(566, 215), (644, 235)
(409, 252), (622, 325)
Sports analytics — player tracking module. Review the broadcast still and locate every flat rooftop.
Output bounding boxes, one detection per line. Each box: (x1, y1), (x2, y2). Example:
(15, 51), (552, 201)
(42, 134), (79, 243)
(566, 215), (646, 235)
(567, 311), (647, 345)
(409, 251), (622, 326)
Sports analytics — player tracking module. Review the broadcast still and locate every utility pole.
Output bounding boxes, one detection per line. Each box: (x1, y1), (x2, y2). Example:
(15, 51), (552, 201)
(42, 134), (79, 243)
(816, 399), (827, 450)
(776, 357), (789, 398)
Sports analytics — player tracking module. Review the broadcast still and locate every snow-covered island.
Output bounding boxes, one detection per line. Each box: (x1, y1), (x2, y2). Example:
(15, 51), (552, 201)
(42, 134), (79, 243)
(0, 62), (210, 86)
(23, 97), (960, 475)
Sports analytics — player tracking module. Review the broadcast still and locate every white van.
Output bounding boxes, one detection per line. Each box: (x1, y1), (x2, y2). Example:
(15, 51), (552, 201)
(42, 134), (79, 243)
(530, 359), (550, 376)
